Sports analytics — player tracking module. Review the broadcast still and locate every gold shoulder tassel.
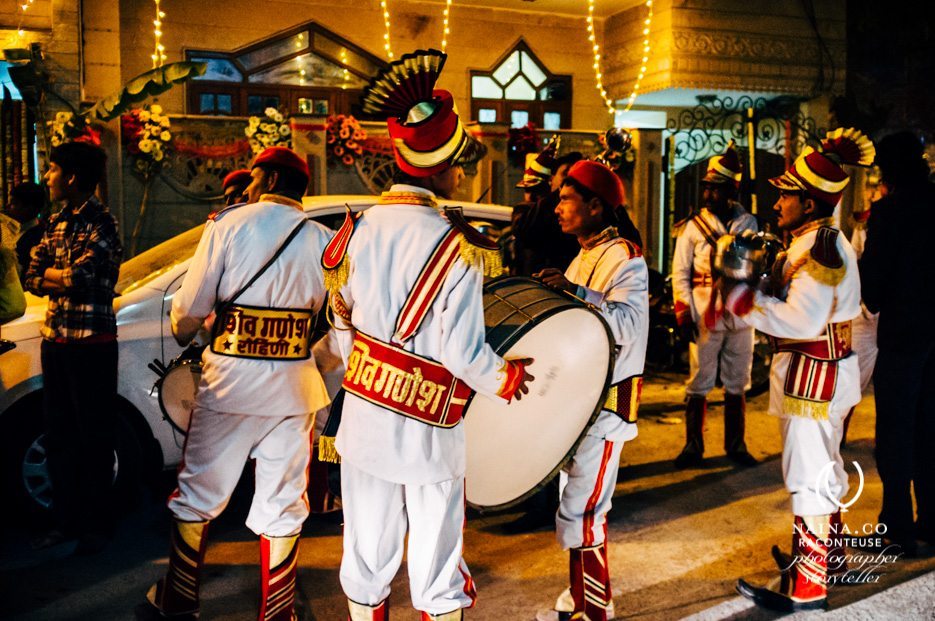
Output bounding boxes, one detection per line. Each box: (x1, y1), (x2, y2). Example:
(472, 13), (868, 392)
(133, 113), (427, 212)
(457, 235), (504, 278)
(802, 257), (846, 287)
(323, 255), (351, 296)
(318, 435), (341, 464)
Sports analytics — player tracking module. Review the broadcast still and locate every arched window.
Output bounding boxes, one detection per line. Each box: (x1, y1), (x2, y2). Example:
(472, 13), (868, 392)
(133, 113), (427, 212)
(185, 22), (387, 117)
(470, 40), (572, 129)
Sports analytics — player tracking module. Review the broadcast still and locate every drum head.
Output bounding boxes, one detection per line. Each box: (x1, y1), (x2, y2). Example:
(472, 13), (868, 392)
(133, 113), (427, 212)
(465, 303), (613, 510)
(157, 360), (201, 435)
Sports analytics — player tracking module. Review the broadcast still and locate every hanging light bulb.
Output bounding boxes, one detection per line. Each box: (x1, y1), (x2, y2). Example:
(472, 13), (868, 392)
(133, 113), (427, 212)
(441, 0), (453, 52)
(622, 0), (654, 113)
(381, 0), (394, 59)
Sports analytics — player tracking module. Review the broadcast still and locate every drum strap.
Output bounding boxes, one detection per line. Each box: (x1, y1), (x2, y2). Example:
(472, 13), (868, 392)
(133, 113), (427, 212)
(342, 331), (473, 428)
(604, 375), (642, 423)
(209, 219), (311, 359)
(394, 228), (463, 344)
(691, 213), (722, 249)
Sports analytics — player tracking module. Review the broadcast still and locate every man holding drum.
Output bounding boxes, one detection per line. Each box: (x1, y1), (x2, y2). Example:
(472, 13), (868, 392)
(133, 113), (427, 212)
(721, 128), (874, 611)
(536, 160), (649, 621)
(322, 49), (533, 621)
(144, 146), (334, 621)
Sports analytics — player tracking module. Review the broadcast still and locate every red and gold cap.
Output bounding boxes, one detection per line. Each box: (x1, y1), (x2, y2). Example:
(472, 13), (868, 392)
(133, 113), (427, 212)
(251, 147), (310, 185)
(702, 140), (743, 185)
(516, 135), (560, 189)
(769, 127), (875, 205)
(566, 160), (625, 208)
(362, 49), (483, 177)
(222, 169), (251, 191)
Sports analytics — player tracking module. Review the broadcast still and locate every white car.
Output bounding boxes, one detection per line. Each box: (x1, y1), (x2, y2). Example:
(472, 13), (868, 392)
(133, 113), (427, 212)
(0, 195), (512, 513)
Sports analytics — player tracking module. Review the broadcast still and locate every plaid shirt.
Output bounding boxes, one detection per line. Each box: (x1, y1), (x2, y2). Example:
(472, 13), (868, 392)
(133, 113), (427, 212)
(25, 196), (123, 341)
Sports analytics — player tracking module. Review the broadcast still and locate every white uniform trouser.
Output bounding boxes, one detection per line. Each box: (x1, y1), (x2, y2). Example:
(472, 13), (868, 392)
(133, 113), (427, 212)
(780, 414), (849, 516)
(339, 461), (475, 614)
(556, 430), (628, 550)
(168, 407), (314, 537)
(687, 325), (754, 396)
(852, 310), (878, 394)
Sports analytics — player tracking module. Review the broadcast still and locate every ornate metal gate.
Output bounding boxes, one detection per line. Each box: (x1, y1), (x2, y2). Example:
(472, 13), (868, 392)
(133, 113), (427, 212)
(661, 95), (825, 263)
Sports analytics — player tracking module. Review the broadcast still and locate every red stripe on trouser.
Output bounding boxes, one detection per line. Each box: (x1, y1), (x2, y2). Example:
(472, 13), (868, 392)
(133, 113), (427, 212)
(583, 441), (615, 547)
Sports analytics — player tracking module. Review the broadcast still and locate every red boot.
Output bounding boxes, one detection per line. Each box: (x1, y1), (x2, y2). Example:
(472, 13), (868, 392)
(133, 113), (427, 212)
(146, 519), (210, 618)
(569, 543), (611, 621)
(259, 534), (299, 621)
(347, 598), (389, 620)
(738, 515), (829, 611)
(827, 511), (848, 579)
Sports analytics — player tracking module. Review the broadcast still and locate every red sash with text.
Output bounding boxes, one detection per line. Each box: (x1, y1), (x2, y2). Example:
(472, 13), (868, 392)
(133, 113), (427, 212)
(342, 331), (472, 428)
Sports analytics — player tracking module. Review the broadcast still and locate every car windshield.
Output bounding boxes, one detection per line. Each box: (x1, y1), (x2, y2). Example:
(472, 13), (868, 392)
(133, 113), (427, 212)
(116, 225), (204, 295)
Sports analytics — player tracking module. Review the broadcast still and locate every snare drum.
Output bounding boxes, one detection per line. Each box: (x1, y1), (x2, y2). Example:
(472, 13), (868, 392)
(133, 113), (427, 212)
(464, 277), (614, 510)
(156, 357), (202, 434)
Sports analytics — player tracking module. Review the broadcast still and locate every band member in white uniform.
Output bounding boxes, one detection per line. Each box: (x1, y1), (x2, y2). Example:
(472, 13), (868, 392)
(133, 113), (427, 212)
(535, 160), (649, 621)
(671, 142), (759, 468)
(144, 147), (334, 621)
(319, 49), (533, 621)
(723, 128), (874, 612)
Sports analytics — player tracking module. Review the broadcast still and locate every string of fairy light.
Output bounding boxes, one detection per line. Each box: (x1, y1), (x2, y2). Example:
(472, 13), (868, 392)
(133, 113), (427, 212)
(151, 0), (167, 68)
(586, 0), (654, 115)
(441, 0), (452, 52)
(379, 1), (453, 59)
(380, 0), (394, 60)
(15, 0), (36, 38)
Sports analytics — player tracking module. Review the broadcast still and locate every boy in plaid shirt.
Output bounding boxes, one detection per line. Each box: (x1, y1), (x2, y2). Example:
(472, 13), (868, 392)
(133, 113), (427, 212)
(26, 142), (122, 555)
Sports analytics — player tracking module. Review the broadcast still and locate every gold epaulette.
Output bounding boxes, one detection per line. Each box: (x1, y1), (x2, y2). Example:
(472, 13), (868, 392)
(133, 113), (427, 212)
(804, 226), (846, 287)
(457, 234), (504, 278)
(321, 206), (360, 295)
(443, 206), (504, 278)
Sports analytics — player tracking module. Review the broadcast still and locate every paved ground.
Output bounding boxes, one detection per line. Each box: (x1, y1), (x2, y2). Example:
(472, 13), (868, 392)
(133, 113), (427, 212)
(1, 371), (933, 620)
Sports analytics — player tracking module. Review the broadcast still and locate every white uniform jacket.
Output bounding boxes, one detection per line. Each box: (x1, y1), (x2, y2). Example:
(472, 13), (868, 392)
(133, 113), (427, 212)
(332, 185), (515, 485)
(672, 203), (758, 331)
(728, 220), (862, 420)
(566, 230), (649, 442)
(171, 196), (334, 417)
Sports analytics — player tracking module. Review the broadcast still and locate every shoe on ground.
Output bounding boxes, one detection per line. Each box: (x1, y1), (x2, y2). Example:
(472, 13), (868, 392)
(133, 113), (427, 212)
(674, 449), (704, 470)
(727, 450), (758, 467)
(535, 588), (614, 620)
(736, 577), (827, 612)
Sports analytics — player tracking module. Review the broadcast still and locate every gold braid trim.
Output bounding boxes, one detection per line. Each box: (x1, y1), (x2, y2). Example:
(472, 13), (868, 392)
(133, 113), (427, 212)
(378, 191), (439, 210)
(803, 256), (846, 287)
(323, 254), (350, 296)
(457, 234), (504, 278)
(782, 395), (830, 420)
(317, 435), (340, 464)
